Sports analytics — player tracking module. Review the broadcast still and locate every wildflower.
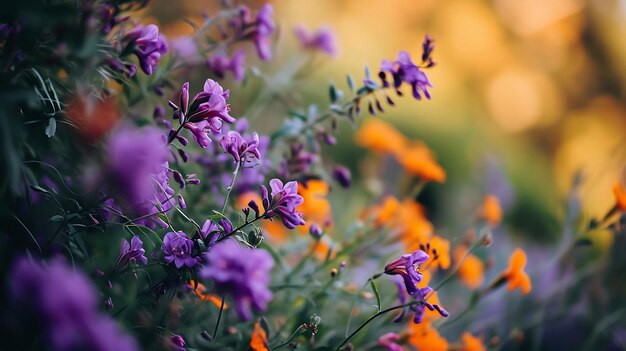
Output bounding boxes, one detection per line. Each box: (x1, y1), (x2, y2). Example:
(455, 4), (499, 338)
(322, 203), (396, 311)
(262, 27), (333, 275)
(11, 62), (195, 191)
(380, 51), (432, 100)
(10, 257), (138, 351)
(171, 36), (200, 63)
(297, 179), (332, 233)
(478, 194), (502, 226)
(188, 280), (227, 308)
(407, 324), (448, 351)
(250, 322), (270, 351)
(355, 119), (408, 156)
(423, 236), (451, 270)
(293, 25), (337, 57)
(168, 334), (186, 351)
(207, 49), (246, 81)
(453, 245), (484, 290)
(253, 4), (275, 60)
(613, 182), (626, 211)
(168, 79), (236, 148)
(384, 250), (429, 295)
(279, 143), (318, 177)
(162, 231), (197, 268)
(501, 248), (531, 294)
(220, 130), (261, 163)
(124, 24), (168, 75)
(114, 236), (148, 271)
(200, 219), (220, 242)
(377, 332), (404, 351)
(396, 142), (446, 183)
(106, 126), (174, 228)
(65, 93), (120, 141)
(200, 240), (274, 320)
(261, 179), (306, 229)
(332, 165), (352, 188)
(309, 222), (323, 239)
(460, 332), (486, 351)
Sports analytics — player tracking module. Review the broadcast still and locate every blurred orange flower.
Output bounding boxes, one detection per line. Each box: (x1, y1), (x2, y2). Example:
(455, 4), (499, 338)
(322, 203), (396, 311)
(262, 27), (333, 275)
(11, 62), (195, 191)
(65, 93), (120, 142)
(478, 195), (502, 226)
(502, 248), (532, 294)
(250, 322), (269, 351)
(613, 182), (626, 211)
(407, 324), (448, 351)
(355, 119), (408, 156)
(453, 245), (484, 290)
(460, 332), (486, 351)
(297, 179), (333, 233)
(188, 280), (228, 309)
(396, 142), (446, 183)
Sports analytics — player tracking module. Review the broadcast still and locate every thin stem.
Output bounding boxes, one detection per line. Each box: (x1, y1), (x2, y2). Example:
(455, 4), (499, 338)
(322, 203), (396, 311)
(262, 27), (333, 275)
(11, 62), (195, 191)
(213, 294), (226, 341)
(215, 215), (264, 243)
(221, 161), (241, 214)
(336, 301), (420, 351)
(272, 324), (306, 350)
(167, 120), (187, 144)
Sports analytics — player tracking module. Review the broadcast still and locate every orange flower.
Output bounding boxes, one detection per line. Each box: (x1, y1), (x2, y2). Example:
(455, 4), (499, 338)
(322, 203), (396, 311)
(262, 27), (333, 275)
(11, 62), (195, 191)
(460, 332), (486, 351)
(371, 196), (401, 227)
(502, 248), (531, 294)
(453, 246), (484, 290)
(250, 322), (269, 351)
(65, 93), (120, 142)
(426, 236), (451, 270)
(355, 119), (408, 156)
(396, 142), (446, 183)
(614, 182), (626, 211)
(188, 280), (228, 309)
(297, 180), (333, 234)
(407, 323), (448, 351)
(478, 195), (502, 226)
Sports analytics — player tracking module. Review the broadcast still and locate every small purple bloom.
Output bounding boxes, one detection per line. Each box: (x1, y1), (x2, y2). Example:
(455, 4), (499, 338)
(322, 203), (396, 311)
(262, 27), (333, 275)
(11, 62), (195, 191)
(169, 334), (186, 351)
(409, 286), (449, 324)
(377, 332), (404, 351)
(124, 24), (168, 75)
(421, 34), (435, 67)
(384, 250), (429, 295)
(332, 165), (351, 188)
(10, 257), (138, 351)
(253, 4), (275, 60)
(309, 222), (323, 239)
(201, 219), (219, 242)
(200, 240), (274, 320)
(261, 179), (306, 229)
(168, 79), (236, 148)
(293, 25), (337, 57)
(207, 49), (246, 81)
(220, 130), (261, 163)
(162, 231), (197, 268)
(380, 51), (432, 100)
(114, 236), (148, 271)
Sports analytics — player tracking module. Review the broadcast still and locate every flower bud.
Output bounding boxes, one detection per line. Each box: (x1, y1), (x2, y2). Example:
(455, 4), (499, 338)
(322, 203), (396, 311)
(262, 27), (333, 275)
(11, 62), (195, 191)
(309, 222), (323, 240)
(332, 165), (351, 189)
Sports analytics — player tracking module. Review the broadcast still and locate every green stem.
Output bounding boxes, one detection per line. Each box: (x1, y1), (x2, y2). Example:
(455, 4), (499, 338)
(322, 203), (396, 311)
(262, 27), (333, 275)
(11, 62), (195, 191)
(221, 161), (241, 214)
(212, 294), (226, 341)
(272, 324), (307, 350)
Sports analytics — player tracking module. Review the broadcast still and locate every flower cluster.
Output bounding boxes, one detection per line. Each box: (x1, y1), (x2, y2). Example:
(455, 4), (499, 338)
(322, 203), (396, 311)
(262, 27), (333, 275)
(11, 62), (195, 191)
(261, 179), (306, 229)
(124, 24), (168, 75)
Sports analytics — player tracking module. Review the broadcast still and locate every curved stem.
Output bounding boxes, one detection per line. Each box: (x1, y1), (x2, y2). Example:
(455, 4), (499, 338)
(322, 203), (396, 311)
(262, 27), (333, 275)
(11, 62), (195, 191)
(213, 294), (226, 341)
(221, 161), (241, 214)
(272, 324), (306, 350)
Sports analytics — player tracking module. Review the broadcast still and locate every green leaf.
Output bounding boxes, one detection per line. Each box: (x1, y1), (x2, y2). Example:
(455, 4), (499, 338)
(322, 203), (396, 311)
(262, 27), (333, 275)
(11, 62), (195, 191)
(45, 117), (56, 138)
(369, 279), (382, 312)
(347, 74), (355, 93)
(329, 84), (338, 103)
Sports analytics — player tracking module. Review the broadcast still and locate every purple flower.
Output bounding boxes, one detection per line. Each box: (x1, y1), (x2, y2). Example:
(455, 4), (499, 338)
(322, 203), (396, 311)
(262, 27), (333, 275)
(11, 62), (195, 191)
(162, 231), (197, 268)
(171, 36), (200, 64)
(168, 334), (186, 351)
(332, 165), (351, 188)
(124, 24), (168, 75)
(201, 219), (220, 242)
(309, 222), (323, 239)
(421, 34), (435, 67)
(293, 25), (337, 57)
(168, 79), (236, 148)
(114, 236), (148, 271)
(253, 4), (275, 60)
(377, 333), (403, 351)
(10, 257), (138, 351)
(106, 126), (175, 228)
(384, 250), (429, 295)
(380, 51), (432, 100)
(220, 130), (261, 163)
(200, 240), (274, 320)
(261, 179), (306, 229)
(207, 49), (246, 81)
(408, 287), (449, 324)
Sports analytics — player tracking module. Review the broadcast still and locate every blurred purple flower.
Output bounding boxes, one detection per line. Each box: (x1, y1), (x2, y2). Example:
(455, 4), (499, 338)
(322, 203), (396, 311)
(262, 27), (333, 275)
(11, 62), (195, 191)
(421, 34), (435, 67)
(106, 126), (174, 228)
(124, 24), (168, 75)
(200, 240), (274, 320)
(253, 4), (275, 60)
(162, 231), (197, 268)
(380, 51), (432, 100)
(332, 165), (352, 188)
(207, 49), (246, 81)
(168, 334), (186, 351)
(293, 25), (337, 57)
(169, 79), (236, 148)
(10, 257), (138, 351)
(171, 36), (200, 64)
(377, 333), (403, 351)
(114, 235), (148, 271)
(384, 250), (429, 295)
(220, 130), (261, 163)
(261, 179), (306, 229)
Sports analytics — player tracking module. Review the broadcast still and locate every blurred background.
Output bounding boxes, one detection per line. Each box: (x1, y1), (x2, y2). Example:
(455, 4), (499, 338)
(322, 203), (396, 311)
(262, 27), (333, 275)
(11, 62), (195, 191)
(147, 0), (626, 246)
